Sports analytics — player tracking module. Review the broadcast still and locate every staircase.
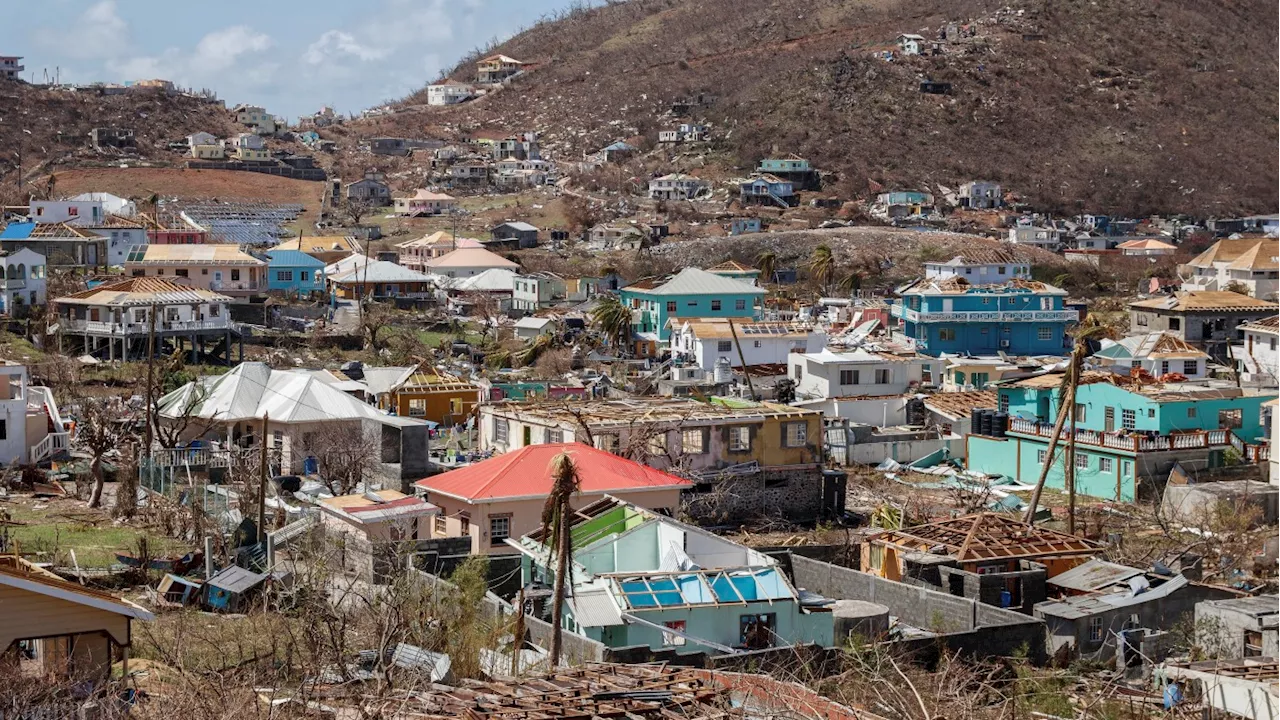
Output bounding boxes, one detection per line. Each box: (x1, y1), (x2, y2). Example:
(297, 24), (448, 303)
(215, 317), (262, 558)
(29, 431), (69, 464)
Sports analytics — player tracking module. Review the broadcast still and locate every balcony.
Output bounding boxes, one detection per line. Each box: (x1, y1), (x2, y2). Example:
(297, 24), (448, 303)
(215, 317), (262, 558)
(892, 305), (1079, 324)
(64, 317), (232, 335)
(1007, 417), (1269, 460)
(209, 281), (262, 293)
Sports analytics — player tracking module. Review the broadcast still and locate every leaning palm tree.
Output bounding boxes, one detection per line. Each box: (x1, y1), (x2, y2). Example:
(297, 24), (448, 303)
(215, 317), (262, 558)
(1023, 317), (1111, 529)
(809, 244), (835, 294)
(755, 250), (777, 286)
(542, 451), (582, 666)
(590, 294), (632, 351)
(517, 331), (556, 367)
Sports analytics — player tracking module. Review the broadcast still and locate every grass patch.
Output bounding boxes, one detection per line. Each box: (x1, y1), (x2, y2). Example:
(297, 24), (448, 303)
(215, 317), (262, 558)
(3, 497), (188, 567)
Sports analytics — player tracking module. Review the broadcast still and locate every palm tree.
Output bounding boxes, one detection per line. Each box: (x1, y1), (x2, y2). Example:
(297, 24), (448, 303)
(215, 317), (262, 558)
(755, 251), (777, 286)
(809, 244), (835, 294)
(837, 270), (861, 295)
(1023, 317), (1111, 529)
(590, 294), (632, 351)
(542, 451), (581, 666)
(517, 332), (556, 367)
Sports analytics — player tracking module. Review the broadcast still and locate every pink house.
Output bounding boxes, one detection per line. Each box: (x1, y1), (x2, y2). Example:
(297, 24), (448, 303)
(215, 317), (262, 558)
(393, 189), (457, 217)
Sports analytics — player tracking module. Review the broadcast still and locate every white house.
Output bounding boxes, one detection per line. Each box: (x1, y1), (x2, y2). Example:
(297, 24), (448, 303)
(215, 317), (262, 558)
(0, 247), (47, 313)
(1090, 332), (1210, 380)
(68, 193), (135, 217)
(0, 362), (69, 465)
(923, 253), (1030, 284)
(513, 316), (556, 341)
(958, 181), (1002, 209)
(1231, 316), (1279, 388)
(512, 272), (565, 312)
(29, 200), (105, 225)
(648, 173), (708, 201)
(75, 215), (148, 267)
(788, 348), (942, 401)
(426, 80), (477, 105)
(1180, 238), (1279, 300)
(1008, 224), (1062, 248)
(897, 33), (926, 55)
(670, 318), (823, 372)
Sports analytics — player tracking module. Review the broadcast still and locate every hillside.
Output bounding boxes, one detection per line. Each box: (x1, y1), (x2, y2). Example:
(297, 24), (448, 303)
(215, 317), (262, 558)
(382, 0), (1278, 217)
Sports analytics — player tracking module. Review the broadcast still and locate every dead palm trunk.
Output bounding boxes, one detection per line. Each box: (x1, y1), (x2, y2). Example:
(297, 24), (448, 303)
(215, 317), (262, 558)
(542, 452), (581, 667)
(1022, 395), (1072, 526)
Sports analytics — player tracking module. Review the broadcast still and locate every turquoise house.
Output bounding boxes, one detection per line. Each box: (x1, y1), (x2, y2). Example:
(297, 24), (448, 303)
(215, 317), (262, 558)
(893, 277), (1076, 357)
(966, 373), (1274, 501)
(619, 267), (763, 356)
(265, 249), (326, 295)
(509, 497), (833, 653)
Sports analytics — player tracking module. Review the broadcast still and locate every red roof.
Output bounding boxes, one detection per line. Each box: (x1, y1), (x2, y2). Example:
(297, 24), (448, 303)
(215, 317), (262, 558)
(414, 443), (692, 502)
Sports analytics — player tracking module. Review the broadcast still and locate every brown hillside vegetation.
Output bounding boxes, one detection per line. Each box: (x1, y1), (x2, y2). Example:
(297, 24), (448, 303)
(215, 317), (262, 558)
(52, 167), (325, 212)
(384, 0), (1277, 217)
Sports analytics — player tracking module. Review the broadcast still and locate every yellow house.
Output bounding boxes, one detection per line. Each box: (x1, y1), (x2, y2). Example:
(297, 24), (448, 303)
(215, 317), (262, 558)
(276, 235), (362, 265)
(390, 370), (480, 427)
(0, 556), (154, 684)
(476, 54), (525, 83)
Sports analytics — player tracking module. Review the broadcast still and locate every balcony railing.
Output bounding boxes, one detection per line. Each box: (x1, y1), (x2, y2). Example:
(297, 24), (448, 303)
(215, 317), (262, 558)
(1007, 417), (1266, 455)
(64, 318), (231, 334)
(210, 281), (261, 292)
(30, 432), (69, 463)
(893, 305), (1079, 324)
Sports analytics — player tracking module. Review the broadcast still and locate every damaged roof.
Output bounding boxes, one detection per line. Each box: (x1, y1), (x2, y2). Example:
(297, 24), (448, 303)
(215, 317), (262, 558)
(923, 390), (998, 419)
(867, 512), (1102, 562)
(1130, 291), (1277, 313)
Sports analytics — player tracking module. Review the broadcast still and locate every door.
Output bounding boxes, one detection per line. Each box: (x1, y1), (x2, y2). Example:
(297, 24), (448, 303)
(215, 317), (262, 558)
(1104, 407), (1115, 432)
(1037, 395), (1051, 422)
(212, 271), (223, 289)
(942, 298), (953, 314)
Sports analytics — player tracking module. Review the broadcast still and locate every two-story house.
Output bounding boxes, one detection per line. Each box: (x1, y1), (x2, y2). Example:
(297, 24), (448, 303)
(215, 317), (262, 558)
(0, 55), (24, 80)
(0, 248), (47, 315)
(893, 277), (1075, 356)
(394, 189), (457, 217)
(738, 174), (796, 207)
(959, 181), (1003, 209)
(125, 244), (266, 296)
(345, 171), (391, 206)
(671, 318), (823, 372)
(1008, 223), (1063, 248)
(512, 272), (566, 312)
(874, 191), (935, 219)
(757, 156), (820, 190)
(1179, 238), (1279, 300)
(1231, 315), (1280, 389)
(965, 373), (1273, 501)
(426, 79), (477, 105)
(231, 104), (276, 134)
(1090, 332), (1210, 380)
(29, 200), (106, 225)
(265, 249), (327, 296)
(188, 131), (225, 159)
(658, 123), (710, 143)
(476, 54), (525, 83)
(620, 268), (764, 356)
(140, 213), (209, 246)
(1129, 291), (1278, 359)
(396, 232), (482, 270)
(788, 348), (941, 401)
(923, 251), (1030, 283)
(229, 132), (269, 162)
(648, 173), (708, 201)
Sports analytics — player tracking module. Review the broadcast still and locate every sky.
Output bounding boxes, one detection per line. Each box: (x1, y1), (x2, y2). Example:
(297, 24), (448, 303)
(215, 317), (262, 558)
(7, 0), (568, 119)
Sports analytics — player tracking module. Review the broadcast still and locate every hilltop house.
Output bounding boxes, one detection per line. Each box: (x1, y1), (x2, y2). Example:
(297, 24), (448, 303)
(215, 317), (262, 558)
(1008, 224), (1062, 248)
(874, 191), (935, 219)
(788, 348), (941, 401)
(265, 249), (326, 296)
(896, 33), (927, 55)
(231, 104), (276, 134)
(1179, 237), (1279, 300)
(512, 271), (566, 312)
(476, 54), (525, 83)
(1128, 291), (1278, 359)
(188, 131), (225, 159)
(274, 235), (362, 265)
(738, 174), (796, 207)
(620, 268), (764, 356)
(648, 173), (709, 201)
(959, 181), (1003, 209)
(228, 132), (269, 162)
(394, 189), (457, 217)
(0, 55), (24, 80)
(598, 140), (638, 163)
(1090, 332), (1210, 380)
(414, 446), (690, 555)
(1231, 315), (1280, 388)
(426, 79), (476, 105)
(508, 497), (833, 652)
(125, 244), (265, 296)
(757, 157), (820, 190)
(923, 251), (1030, 284)
(346, 172), (391, 206)
(424, 247), (519, 278)
(0, 222), (107, 269)
(965, 372), (1273, 501)
(0, 248), (47, 314)
(671, 318), (822, 372)
(893, 277), (1075, 356)
(387, 369), (480, 427)
(658, 123), (709, 143)
(54, 278), (238, 365)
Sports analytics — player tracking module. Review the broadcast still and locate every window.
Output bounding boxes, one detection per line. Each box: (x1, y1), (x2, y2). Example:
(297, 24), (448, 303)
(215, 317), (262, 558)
(1131, 360), (1142, 369)
(1037, 327), (1053, 341)
(175, 268), (189, 278)
(840, 369), (857, 385)
(999, 394), (1010, 413)
(1168, 318), (1181, 330)
(434, 514), (447, 535)
(869, 544), (884, 570)
(450, 398), (464, 415)
(735, 299), (746, 310)
(1099, 457), (1114, 472)
(793, 364), (802, 380)
(686, 301), (697, 308)
(718, 340), (733, 352)
(1187, 407), (1196, 418)
(0, 420), (6, 441)
(666, 301), (676, 312)
(874, 369), (891, 384)
(1160, 361), (1169, 376)
(648, 434), (667, 456)
(1245, 630), (1264, 657)
(300, 271), (310, 282)
(662, 621), (687, 646)
(208, 304), (220, 317)
(489, 516), (510, 545)
(739, 613), (777, 649)
(494, 418), (509, 443)
(547, 429), (564, 443)
(1183, 360), (1198, 375)
(1075, 453), (1089, 470)
(753, 340), (761, 348)
(1089, 617), (1104, 643)
(1148, 408), (1155, 418)
(276, 270), (293, 282)
(997, 266), (1006, 274)
(1218, 408), (1243, 430)
(682, 429), (705, 454)
(711, 300), (722, 311)
(1037, 449), (1047, 464)
(1136, 314), (1148, 327)
(231, 269), (240, 281)
(783, 422), (807, 448)
(407, 399), (427, 417)
(166, 307), (180, 322)
(1075, 403), (1087, 422)
(938, 328), (956, 341)
(459, 512), (470, 535)
(728, 426), (751, 452)
(1121, 409), (1135, 430)
(595, 434), (619, 453)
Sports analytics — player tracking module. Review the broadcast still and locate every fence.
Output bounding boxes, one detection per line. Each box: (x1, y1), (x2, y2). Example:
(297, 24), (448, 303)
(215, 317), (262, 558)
(1008, 418), (1258, 454)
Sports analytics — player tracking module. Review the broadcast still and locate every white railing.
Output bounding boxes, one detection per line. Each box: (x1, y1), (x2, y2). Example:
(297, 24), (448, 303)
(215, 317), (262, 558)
(64, 318), (231, 334)
(209, 281), (261, 292)
(30, 432), (69, 463)
(1007, 418), (1255, 454)
(893, 305), (1078, 324)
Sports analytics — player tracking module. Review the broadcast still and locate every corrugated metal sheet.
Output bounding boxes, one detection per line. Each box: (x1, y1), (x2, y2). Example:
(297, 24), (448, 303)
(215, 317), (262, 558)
(1047, 559), (1145, 593)
(569, 590), (625, 627)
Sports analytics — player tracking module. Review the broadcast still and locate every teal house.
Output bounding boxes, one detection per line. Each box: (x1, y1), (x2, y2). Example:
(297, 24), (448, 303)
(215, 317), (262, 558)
(966, 373), (1274, 501)
(893, 277), (1076, 357)
(619, 267), (763, 356)
(509, 497), (833, 653)
(265, 249), (326, 295)
(756, 156), (819, 190)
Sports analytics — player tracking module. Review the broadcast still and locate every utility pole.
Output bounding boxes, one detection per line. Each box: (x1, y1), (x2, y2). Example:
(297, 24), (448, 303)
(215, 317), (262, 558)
(727, 319), (756, 401)
(258, 412), (269, 544)
(144, 303), (157, 455)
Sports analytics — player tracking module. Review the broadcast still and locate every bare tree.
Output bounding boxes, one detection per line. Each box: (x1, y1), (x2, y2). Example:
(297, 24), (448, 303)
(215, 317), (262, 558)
(361, 301), (395, 352)
(341, 196), (378, 227)
(303, 422), (382, 495)
(75, 398), (139, 508)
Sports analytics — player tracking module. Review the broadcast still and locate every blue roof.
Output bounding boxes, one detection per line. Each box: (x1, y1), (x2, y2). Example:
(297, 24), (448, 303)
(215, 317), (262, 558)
(0, 222), (35, 239)
(266, 249), (326, 268)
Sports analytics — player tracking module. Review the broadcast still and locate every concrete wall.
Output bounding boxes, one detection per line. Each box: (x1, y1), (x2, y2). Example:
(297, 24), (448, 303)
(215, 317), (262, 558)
(682, 466), (833, 522)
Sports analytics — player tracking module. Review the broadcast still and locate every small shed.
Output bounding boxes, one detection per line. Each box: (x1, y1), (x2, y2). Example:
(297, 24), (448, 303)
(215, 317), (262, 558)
(514, 316), (556, 341)
(157, 574), (203, 605)
(203, 565), (268, 613)
(490, 222), (539, 249)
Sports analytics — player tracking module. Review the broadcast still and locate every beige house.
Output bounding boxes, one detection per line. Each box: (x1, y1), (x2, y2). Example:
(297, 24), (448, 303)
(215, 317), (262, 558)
(396, 232), (482, 271)
(125, 244), (266, 295)
(318, 489), (439, 543)
(1180, 237), (1280, 300)
(413, 443), (690, 555)
(394, 189), (457, 217)
(0, 556), (153, 685)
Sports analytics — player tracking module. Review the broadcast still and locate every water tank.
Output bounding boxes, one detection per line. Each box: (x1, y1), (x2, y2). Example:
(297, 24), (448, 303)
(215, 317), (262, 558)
(993, 413), (1009, 437)
(978, 409), (994, 437)
(830, 600), (890, 642)
(714, 356), (733, 384)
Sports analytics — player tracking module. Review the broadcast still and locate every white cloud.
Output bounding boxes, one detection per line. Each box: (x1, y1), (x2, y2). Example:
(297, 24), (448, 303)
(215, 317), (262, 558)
(304, 30), (389, 65)
(35, 0), (130, 60)
(192, 26), (273, 71)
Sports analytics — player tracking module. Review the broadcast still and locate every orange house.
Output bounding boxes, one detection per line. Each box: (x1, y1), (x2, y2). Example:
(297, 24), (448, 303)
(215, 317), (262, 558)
(390, 370), (480, 427)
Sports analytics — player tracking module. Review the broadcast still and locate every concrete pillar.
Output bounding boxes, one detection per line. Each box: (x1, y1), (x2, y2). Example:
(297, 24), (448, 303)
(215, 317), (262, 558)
(190, 334), (197, 363)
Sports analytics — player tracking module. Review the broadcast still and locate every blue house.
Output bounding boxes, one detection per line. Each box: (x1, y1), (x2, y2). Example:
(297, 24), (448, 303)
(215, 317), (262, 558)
(619, 267), (763, 357)
(966, 373), (1274, 501)
(739, 174), (796, 207)
(892, 277), (1076, 356)
(757, 156), (819, 190)
(266, 249), (326, 295)
(729, 218), (763, 235)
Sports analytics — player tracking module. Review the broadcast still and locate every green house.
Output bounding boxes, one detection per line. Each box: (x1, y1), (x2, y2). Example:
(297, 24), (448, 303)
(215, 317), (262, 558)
(619, 268), (763, 356)
(966, 373), (1274, 501)
(508, 497), (833, 654)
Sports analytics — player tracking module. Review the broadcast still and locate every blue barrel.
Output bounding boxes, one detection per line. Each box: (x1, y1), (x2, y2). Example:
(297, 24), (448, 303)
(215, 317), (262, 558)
(303, 455), (319, 475)
(1000, 590), (1012, 607)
